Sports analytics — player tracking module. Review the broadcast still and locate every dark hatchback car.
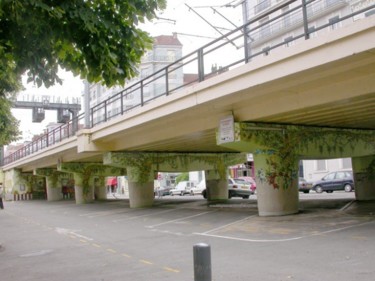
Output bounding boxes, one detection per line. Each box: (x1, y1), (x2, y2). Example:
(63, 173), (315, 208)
(312, 171), (354, 193)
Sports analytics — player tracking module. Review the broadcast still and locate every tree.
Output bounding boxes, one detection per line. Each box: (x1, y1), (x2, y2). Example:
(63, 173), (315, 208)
(175, 173), (189, 184)
(0, 0), (166, 145)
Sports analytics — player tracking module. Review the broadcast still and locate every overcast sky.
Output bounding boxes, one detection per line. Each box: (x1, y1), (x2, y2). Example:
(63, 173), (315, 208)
(11, 0), (244, 143)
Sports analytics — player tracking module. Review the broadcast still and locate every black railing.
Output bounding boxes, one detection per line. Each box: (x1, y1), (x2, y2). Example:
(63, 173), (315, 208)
(2, 0), (375, 166)
(2, 113), (85, 166)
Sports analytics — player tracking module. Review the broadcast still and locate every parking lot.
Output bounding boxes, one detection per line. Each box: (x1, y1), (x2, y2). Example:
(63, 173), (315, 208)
(1, 192), (374, 281)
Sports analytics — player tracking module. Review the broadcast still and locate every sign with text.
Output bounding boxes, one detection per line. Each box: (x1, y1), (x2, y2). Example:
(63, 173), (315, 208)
(218, 115), (235, 144)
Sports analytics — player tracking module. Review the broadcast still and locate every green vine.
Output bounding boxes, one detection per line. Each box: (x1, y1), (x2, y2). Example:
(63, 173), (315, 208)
(107, 152), (245, 183)
(238, 123), (375, 190)
(365, 159), (375, 180)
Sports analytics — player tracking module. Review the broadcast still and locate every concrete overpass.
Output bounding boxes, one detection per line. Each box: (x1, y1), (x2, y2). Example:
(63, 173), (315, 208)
(2, 3), (375, 216)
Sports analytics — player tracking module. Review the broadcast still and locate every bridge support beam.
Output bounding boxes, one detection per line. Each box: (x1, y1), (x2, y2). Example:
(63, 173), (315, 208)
(254, 152), (299, 216)
(3, 169), (45, 200)
(58, 162), (125, 204)
(218, 122), (375, 216)
(352, 155), (375, 200)
(205, 170), (228, 200)
(127, 166), (154, 208)
(34, 168), (66, 201)
(103, 152), (246, 207)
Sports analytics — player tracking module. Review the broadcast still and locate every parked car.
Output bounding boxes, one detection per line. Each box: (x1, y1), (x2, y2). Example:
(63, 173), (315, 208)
(201, 178), (253, 199)
(312, 171), (354, 193)
(169, 181), (196, 196)
(298, 177), (311, 193)
(190, 180), (206, 195)
(237, 176), (257, 193)
(228, 178), (254, 199)
(154, 187), (171, 197)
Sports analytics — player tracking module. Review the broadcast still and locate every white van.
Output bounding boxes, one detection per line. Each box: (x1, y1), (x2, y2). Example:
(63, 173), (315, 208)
(169, 181), (196, 196)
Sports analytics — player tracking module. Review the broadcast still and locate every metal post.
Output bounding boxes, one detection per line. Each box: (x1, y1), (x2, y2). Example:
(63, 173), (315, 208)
(197, 49), (205, 82)
(193, 243), (212, 281)
(301, 0), (310, 39)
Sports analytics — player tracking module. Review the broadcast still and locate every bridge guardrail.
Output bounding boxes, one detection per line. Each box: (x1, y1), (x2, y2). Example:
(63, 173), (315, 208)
(2, 0), (375, 166)
(2, 113), (85, 166)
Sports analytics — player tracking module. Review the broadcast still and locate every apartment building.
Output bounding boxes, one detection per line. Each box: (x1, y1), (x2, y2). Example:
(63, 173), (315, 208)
(87, 33), (183, 124)
(244, 0), (374, 56)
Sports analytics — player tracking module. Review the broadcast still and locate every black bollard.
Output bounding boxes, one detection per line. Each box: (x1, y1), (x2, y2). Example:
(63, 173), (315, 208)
(193, 243), (212, 281)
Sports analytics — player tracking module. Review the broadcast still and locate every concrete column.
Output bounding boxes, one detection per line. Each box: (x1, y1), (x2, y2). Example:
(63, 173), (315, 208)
(254, 153), (299, 216)
(127, 166), (154, 208)
(45, 176), (62, 201)
(93, 176), (107, 200)
(352, 155), (375, 200)
(73, 172), (94, 204)
(205, 170), (228, 200)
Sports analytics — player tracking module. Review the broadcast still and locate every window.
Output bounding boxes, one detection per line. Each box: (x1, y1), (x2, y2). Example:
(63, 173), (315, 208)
(167, 50), (176, 62)
(308, 26), (317, 38)
(365, 9), (375, 17)
(316, 160), (327, 171)
(284, 36), (294, 47)
(255, 0), (271, 14)
(329, 15), (340, 30)
(259, 17), (271, 38)
(324, 172), (335, 180)
(282, 6), (290, 28)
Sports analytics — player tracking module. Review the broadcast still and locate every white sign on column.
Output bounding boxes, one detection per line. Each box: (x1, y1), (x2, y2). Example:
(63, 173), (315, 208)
(218, 115), (235, 144)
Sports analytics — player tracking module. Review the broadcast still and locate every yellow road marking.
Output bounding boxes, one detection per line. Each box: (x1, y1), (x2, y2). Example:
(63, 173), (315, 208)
(163, 267), (180, 273)
(139, 259), (153, 265)
(92, 243), (101, 248)
(107, 248), (117, 253)
(122, 253), (131, 258)
(80, 239), (88, 243)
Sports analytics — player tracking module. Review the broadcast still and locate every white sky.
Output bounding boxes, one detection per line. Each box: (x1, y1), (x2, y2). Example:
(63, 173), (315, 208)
(11, 0), (244, 143)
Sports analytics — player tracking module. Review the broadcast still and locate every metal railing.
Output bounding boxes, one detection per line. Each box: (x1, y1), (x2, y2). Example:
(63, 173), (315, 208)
(2, 113), (85, 166)
(2, 0), (375, 166)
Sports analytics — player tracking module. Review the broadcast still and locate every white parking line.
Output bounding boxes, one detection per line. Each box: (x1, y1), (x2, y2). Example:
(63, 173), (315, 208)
(113, 209), (176, 223)
(200, 215), (256, 235)
(146, 211), (215, 228)
(194, 220), (375, 243)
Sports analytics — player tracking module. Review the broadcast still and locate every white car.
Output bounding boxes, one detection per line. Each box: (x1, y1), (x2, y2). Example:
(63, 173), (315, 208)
(169, 181), (196, 196)
(190, 180), (206, 195)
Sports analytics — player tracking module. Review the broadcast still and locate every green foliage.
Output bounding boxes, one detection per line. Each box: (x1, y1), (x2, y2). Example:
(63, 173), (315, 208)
(0, 0), (166, 88)
(175, 172), (189, 184)
(0, 96), (21, 145)
(0, 0), (166, 145)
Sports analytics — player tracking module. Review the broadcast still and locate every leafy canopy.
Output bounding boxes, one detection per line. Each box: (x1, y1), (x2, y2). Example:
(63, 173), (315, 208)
(0, 0), (166, 145)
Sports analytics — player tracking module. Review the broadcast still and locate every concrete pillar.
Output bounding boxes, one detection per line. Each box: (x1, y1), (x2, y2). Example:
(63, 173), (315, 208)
(93, 176), (107, 200)
(73, 172), (94, 204)
(45, 176), (62, 201)
(127, 166), (154, 208)
(254, 153), (299, 216)
(205, 170), (228, 200)
(352, 155), (375, 200)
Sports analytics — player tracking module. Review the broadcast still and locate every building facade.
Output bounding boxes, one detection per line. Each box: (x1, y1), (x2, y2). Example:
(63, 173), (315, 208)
(245, 0), (374, 57)
(87, 33), (183, 125)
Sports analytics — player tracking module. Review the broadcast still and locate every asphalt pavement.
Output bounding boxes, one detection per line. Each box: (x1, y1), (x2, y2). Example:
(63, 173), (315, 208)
(1, 193), (374, 281)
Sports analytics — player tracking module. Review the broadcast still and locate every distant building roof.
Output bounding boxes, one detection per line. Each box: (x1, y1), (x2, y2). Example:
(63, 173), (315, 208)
(154, 33), (182, 46)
